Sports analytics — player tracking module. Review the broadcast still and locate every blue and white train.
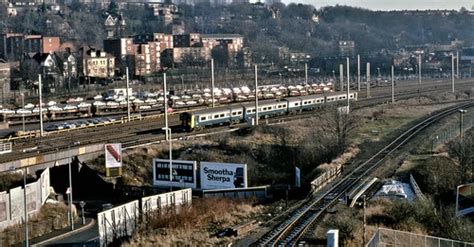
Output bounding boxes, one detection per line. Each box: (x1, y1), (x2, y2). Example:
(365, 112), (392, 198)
(180, 92), (357, 131)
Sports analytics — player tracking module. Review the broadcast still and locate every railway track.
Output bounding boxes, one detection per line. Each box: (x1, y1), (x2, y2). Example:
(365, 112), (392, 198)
(0, 79), (472, 165)
(254, 101), (474, 246)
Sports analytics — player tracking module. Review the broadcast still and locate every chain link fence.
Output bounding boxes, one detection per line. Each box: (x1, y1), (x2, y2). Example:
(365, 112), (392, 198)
(431, 112), (474, 151)
(367, 228), (474, 247)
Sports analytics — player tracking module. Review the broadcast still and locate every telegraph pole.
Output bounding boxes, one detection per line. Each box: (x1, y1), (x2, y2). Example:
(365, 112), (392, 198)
(366, 62), (371, 98)
(255, 65), (259, 126)
(211, 58), (215, 108)
(126, 67), (131, 122)
(357, 54), (361, 91)
(452, 53), (455, 93)
(339, 64), (344, 91)
(391, 65), (395, 103)
(346, 57), (350, 109)
(418, 53), (422, 87)
(456, 50), (460, 79)
(23, 168), (29, 247)
(163, 73), (168, 141)
(38, 74), (43, 137)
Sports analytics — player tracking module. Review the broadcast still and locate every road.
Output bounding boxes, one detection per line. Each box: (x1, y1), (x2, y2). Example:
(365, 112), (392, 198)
(44, 222), (99, 247)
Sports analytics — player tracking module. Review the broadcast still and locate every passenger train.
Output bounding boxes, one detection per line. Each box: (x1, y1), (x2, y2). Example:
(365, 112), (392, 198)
(180, 92), (358, 131)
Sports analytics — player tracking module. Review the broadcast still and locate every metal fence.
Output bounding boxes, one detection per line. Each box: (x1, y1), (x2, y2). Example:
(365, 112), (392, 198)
(0, 142), (12, 155)
(431, 113), (474, 150)
(409, 174), (426, 201)
(367, 228), (474, 247)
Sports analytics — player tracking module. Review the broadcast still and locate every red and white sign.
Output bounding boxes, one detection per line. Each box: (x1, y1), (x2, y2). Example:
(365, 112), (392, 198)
(105, 143), (122, 168)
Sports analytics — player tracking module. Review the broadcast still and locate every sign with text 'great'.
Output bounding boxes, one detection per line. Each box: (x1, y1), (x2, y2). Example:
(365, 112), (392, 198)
(105, 143), (122, 168)
(200, 162), (247, 189)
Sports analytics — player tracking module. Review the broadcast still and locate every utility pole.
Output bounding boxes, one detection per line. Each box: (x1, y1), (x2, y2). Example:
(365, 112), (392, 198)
(255, 65), (259, 126)
(452, 53), (455, 93)
(357, 54), (361, 91)
(304, 63), (308, 84)
(163, 73), (168, 141)
(418, 53), (422, 88)
(456, 50), (460, 79)
(21, 93), (25, 132)
(38, 75), (43, 137)
(391, 65), (395, 103)
(126, 67), (131, 122)
(339, 64), (344, 91)
(346, 57), (350, 110)
(68, 146), (74, 231)
(211, 58), (215, 108)
(366, 62), (371, 98)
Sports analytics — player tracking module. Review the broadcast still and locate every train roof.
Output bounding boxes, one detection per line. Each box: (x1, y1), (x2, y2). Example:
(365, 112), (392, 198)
(191, 106), (230, 115)
(241, 99), (283, 108)
(299, 94), (325, 100)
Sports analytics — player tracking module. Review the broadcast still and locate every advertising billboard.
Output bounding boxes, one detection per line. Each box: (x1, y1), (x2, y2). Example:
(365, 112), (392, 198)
(456, 183), (474, 217)
(200, 162), (248, 189)
(105, 143), (122, 168)
(153, 159), (197, 188)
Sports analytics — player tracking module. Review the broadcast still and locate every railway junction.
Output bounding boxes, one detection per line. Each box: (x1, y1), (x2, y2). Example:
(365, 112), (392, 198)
(0, 76), (473, 246)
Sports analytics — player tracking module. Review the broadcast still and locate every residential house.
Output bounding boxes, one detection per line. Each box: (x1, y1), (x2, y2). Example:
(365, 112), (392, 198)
(134, 42), (161, 76)
(0, 34), (60, 61)
(81, 48), (115, 79)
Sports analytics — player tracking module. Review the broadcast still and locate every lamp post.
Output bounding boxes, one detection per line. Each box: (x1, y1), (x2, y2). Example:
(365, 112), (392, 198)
(459, 109), (467, 139)
(162, 127), (172, 191)
(67, 141), (80, 231)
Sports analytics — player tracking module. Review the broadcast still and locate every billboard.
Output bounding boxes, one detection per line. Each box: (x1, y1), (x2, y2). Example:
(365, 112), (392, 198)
(456, 183), (474, 217)
(105, 143), (122, 168)
(152, 159), (197, 188)
(200, 162), (248, 189)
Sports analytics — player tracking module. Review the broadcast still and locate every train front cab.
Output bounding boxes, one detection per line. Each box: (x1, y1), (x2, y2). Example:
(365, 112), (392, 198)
(180, 112), (195, 132)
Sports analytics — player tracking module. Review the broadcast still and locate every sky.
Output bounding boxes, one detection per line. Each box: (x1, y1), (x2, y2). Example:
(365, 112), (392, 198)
(288, 0), (474, 11)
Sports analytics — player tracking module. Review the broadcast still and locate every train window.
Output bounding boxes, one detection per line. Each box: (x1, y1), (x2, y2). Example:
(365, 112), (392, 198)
(220, 114), (224, 118)
(252, 109), (256, 113)
(232, 112), (237, 116)
(214, 114), (219, 118)
(201, 116), (206, 121)
(237, 111), (242, 114)
(247, 110), (251, 113)
(295, 103), (299, 106)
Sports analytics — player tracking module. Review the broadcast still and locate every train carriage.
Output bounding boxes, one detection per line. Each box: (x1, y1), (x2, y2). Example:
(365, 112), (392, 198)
(180, 105), (244, 131)
(242, 100), (287, 120)
(299, 94), (325, 111)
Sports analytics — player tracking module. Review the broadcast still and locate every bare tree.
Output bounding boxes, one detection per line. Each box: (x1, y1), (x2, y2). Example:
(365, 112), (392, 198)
(317, 106), (359, 154)
(448, 135), (474, 183)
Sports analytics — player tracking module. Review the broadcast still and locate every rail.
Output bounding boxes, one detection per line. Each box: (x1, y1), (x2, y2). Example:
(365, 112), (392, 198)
(255, 101), (474, 246)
